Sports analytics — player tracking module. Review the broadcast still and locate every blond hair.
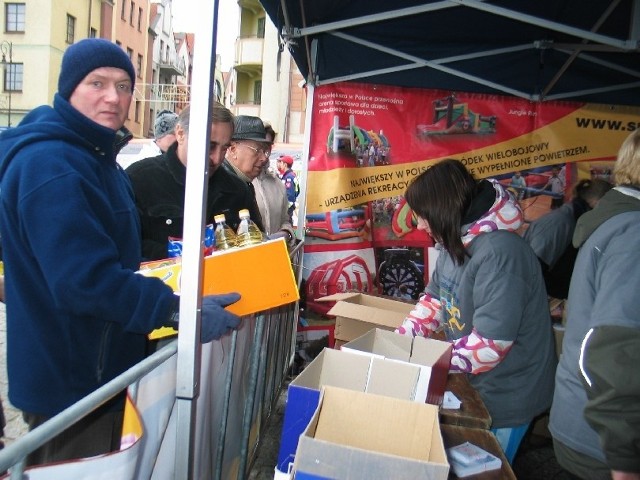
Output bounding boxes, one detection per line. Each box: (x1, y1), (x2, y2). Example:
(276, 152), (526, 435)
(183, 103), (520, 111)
(614, 129), (640, 186)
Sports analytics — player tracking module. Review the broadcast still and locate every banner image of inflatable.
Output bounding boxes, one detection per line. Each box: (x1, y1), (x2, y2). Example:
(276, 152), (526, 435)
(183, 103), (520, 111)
(302, 81), (638, 316)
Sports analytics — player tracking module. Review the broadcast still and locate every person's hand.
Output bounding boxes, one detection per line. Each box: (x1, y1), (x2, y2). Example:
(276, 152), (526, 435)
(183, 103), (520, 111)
(201, 293), (242, 342)
(266, 231), (288, 241)
(266, 230), (296, 246)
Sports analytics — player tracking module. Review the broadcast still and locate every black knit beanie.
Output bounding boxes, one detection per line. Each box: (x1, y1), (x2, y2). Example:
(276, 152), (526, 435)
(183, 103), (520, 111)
(58, 38), (136, 100)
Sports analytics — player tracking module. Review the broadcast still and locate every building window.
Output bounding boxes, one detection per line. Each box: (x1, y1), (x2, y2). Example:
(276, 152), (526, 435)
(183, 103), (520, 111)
(127, 47), (133, 60)
(148, 108), (154, 136)
(137, 54), (143, 78)
(253, 80), (262, 105)
(138, 7), (143, 31)
(130, 1), (135, 25)
(214, 80), (222, 103)
(134, 99), (140, 123)
(121, 0), (126, 20)
(116, 40), (122, 47)
(160, 40), (165, 62)
(4, 63), (23, 92)
(66, 15), (76, 44)
(5, 3), (25, 32)
(90, 27), (97, 38)
(257, 17), (265, 39)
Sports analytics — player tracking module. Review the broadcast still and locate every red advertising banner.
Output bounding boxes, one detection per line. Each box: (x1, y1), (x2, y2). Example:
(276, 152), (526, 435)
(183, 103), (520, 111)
(301, 81), (639, 320)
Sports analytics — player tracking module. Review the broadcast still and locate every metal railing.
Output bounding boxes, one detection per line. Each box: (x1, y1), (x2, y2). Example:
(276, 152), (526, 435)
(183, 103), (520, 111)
(0, 240), (303, 479)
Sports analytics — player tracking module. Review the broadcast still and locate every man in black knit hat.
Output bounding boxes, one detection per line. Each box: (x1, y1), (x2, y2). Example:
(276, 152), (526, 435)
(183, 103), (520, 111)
(0, 38), (241, 465)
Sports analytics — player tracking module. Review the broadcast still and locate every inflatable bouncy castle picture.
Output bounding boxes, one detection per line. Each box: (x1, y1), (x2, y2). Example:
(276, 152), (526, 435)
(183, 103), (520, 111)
(327, 115), (391, 167)
(417, 95), (497, 137)
(305, 205), (370, 241)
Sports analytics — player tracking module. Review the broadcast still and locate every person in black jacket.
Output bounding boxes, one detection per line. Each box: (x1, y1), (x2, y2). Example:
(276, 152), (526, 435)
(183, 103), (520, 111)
(127, 103), (258, 260)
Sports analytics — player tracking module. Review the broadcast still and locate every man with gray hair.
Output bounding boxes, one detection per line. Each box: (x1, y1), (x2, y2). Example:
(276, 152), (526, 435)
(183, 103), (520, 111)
(127, 103), (258, 260)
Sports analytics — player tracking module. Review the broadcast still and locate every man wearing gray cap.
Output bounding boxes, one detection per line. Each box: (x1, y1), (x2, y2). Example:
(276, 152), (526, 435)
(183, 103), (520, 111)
(0, 38), (241, 465)
(154, 109), (179, 153)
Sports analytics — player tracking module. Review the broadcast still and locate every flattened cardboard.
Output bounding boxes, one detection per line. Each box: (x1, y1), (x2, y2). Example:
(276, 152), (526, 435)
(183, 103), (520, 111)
(276, 347), (424, 475)
(139, 237), (298, 328)
(293, 386), (450, 480)
(410, 333), (452, 406)
(202, 237), (298, 314)
(342, 328), (452, 406)
(318, 293), (415, 342)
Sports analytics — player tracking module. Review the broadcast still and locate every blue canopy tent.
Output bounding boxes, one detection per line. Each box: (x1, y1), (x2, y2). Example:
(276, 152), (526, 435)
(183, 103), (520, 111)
(261, 0), (639, 106)
(260, 0), (639, 230)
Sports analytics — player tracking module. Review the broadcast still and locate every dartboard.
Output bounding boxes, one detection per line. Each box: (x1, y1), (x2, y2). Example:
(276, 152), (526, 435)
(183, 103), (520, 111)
(378, 258), (424, 300)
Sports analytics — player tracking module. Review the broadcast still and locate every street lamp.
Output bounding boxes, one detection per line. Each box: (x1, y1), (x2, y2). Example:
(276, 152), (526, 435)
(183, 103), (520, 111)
(1, 41), (13, 128)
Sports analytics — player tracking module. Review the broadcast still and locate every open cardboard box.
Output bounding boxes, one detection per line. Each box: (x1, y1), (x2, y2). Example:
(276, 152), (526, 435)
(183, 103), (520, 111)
(317, 292), (415, 343)
(276, 347), (426, 476)
(293, 386), (450, 480)
(341, 328), (452, 406)
(139, 238), (299, 339)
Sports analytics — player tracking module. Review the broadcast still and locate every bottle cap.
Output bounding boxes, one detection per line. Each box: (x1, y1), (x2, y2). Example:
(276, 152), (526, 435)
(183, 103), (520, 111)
(238, 209), (250, 218)
(214, 214), (226, 223)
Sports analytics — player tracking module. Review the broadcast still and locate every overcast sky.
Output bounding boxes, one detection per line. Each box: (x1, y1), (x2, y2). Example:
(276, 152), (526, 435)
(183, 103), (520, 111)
(171, 0), (239, 70)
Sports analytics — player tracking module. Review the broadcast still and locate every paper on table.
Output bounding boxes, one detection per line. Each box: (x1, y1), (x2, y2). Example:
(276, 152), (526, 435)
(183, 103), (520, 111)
(447, 441), (502, 477)
(443, 390), (461, 409)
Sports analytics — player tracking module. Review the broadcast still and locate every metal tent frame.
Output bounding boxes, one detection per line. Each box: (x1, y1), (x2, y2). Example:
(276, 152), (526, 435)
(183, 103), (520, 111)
(263, 0), (640, 105)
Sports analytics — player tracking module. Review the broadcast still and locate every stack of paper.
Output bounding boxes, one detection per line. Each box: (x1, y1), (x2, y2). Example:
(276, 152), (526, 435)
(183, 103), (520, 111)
(446, 441), (502, 477)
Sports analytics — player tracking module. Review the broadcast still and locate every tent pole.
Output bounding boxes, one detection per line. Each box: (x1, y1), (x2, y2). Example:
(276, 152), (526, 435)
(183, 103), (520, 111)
(174, 0), (219, 477)
(294, 39), (317, 243)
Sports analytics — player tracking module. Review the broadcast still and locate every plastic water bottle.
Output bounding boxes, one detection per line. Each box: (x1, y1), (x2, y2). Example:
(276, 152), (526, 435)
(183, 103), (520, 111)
(214, 214), (237, 250)
(236, 209), (263, 247)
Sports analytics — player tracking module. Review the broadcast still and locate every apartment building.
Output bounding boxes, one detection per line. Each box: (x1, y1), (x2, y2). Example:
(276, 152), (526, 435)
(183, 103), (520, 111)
(230, 0), (305, 144)
(0, 0), (218, 139)
(111, 0), (153, 137)
(144, 0), (187, 137)
(0, 0), (104, 128)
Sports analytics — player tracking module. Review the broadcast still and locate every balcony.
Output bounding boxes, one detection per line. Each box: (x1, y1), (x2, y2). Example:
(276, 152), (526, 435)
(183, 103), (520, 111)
(234, 36), (264, 77)
(238, 0), (263, 14)
(231, 102), (261, 118)
(158, 57), (184, 77)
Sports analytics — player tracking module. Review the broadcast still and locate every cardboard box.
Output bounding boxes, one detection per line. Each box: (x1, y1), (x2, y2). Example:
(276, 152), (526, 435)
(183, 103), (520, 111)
(341, 328), (452, 406)
(293, 386), (450, 480)
(333, 339), (347, 350)
(139, 237), (299, 320)
(276, 347), (426, 475)
(318, 292), (415, 343)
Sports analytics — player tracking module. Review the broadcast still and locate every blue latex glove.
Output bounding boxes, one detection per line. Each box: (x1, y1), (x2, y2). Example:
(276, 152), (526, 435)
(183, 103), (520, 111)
(201, 293), (242, 343)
